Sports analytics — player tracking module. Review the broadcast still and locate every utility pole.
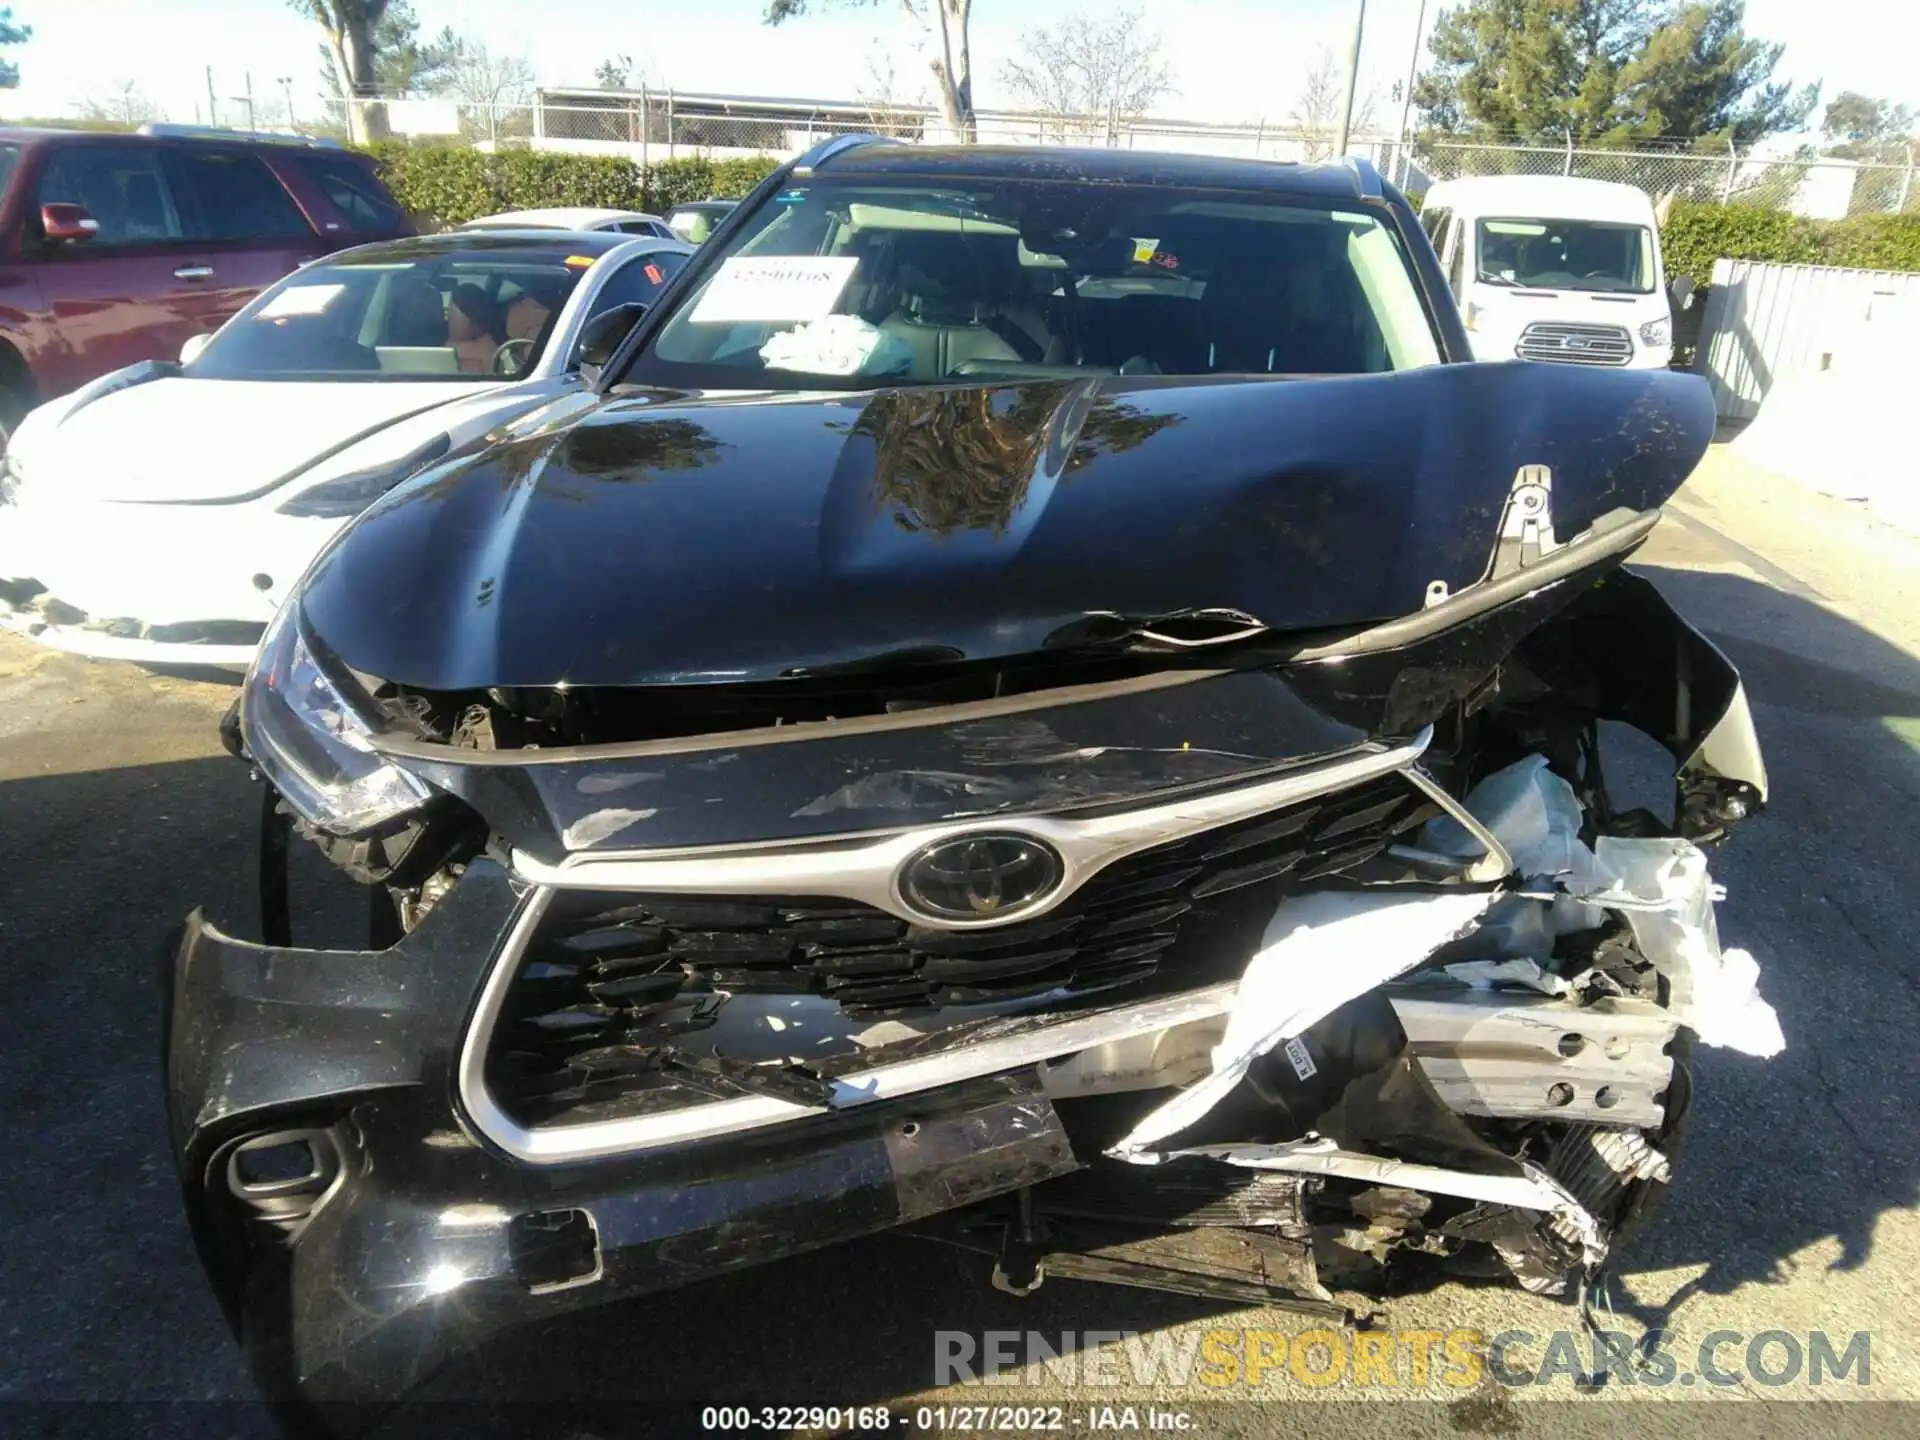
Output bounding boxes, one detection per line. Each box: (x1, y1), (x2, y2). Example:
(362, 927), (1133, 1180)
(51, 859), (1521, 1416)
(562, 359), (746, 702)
(206, 65), (218, 128)
(1333, 0), (1369, 159)
(280, 76), (297, 130)
(1391, 0), (1428, 187)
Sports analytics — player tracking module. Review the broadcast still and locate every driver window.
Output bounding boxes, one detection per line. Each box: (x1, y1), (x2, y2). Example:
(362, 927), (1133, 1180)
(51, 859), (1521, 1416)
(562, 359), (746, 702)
(581, 251), (688, 322)
(37, 145), (185, 246)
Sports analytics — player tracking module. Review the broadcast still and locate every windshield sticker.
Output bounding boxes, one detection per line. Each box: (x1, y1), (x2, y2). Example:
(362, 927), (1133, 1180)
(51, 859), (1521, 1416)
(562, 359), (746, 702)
(1131, 237), (1160, 263)
(644, 262), (665, 284)
(691, 255), (861, 325)
(565, 254), (595, 267)
(257, 284), (345, 319)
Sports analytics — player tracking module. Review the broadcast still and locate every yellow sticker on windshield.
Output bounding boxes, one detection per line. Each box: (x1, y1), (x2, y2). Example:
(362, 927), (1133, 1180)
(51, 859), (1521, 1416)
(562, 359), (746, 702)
(565, 254), (594, 267)
(1132, 238), (1160, 264)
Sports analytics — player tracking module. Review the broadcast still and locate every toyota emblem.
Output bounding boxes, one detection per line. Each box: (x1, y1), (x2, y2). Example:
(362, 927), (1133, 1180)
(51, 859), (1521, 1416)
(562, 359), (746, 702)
(899, 834), (1064, 923)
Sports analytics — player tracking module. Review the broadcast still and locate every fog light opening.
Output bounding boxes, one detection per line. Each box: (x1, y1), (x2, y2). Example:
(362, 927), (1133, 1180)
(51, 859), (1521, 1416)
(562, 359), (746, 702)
(509, 1207), (602, 1294)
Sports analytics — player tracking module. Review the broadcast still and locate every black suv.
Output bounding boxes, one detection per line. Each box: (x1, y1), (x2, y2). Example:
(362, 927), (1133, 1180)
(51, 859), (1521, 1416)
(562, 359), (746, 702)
(169, 138), (1761, 1416)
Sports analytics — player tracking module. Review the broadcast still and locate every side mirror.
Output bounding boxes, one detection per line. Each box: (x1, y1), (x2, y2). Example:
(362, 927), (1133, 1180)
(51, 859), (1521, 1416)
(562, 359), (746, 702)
(1668, 274), (1696, 312)
(41, 203), (100, 242)
(180, 333), (212, 366)
(576, 302), (647, 379)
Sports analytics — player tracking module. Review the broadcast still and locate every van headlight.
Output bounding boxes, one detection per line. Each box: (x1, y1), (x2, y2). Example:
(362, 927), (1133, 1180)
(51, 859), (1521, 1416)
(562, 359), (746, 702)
(240, 600), (431, 834)
(1639, 316), (1671, 347)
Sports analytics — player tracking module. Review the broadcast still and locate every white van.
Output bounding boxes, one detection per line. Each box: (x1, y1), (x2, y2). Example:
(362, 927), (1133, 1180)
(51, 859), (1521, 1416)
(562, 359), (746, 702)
(1418, 176), (1675, 368)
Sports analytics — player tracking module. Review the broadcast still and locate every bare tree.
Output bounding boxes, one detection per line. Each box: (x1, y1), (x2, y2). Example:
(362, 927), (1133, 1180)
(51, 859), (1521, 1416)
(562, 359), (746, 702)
(1000, 5), (1174, 144)
(79, 79), (162, 127)
(442, 37), (536, 143)
(290, 0), (392, 142)
(857, 46), (928, 140)
(768, 0), (977, 142)
(1289, 46), (1378, 160)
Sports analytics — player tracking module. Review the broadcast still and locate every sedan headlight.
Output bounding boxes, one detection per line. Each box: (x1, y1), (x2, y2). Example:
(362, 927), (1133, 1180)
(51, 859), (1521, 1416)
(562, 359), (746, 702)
(276, 433), (452, 519)
(241, 600), (431, 834)
(1639, 316), (1671, 347)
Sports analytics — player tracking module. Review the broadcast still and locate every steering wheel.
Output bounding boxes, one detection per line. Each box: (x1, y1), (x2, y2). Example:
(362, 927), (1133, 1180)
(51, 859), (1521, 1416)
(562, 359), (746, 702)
(490, 337), (535, 374)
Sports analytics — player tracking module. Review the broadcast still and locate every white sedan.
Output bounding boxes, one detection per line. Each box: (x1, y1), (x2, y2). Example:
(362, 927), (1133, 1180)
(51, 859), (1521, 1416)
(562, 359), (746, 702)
(459, 206), (678, 238)
(0, 228), (689, 668)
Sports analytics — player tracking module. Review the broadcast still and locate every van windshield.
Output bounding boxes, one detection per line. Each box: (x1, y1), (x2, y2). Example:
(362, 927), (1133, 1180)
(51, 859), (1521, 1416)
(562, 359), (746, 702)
(1475, 217), (1654, 294)
(625, 178), (1442, 390)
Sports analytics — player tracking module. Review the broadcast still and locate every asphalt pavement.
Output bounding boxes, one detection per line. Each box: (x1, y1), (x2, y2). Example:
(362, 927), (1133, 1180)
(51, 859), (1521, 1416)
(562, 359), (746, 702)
(1, 446), (1915, 1437)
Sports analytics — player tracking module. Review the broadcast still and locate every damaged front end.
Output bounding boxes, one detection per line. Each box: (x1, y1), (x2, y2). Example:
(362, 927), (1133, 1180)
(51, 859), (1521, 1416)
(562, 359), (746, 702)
(166, 362), (1778, 1404)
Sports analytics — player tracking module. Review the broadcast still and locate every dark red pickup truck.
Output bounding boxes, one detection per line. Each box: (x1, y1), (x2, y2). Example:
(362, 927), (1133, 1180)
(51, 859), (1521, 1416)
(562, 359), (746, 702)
(0, 124), (412, 437)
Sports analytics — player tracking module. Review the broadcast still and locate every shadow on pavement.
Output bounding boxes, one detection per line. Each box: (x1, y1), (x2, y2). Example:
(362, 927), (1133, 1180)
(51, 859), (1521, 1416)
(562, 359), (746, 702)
(0, 563), (1915, 1432)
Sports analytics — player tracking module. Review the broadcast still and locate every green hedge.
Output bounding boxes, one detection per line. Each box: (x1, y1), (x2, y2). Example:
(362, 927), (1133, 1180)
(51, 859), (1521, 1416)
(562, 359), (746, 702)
(361, 144), (781, 228)
(362, 145), (1920, 280)
(1659, 201), (1920, 285)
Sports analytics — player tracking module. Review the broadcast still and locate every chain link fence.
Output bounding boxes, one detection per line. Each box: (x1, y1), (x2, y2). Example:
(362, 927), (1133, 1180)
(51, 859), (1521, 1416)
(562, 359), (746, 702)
(41, 84), (1920, 218)
(1402, 139), (1918, 218)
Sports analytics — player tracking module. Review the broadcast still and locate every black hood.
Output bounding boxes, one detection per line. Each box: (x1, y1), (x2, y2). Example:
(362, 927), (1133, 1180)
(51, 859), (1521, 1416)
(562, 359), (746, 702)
(299, 363), (1714, 690)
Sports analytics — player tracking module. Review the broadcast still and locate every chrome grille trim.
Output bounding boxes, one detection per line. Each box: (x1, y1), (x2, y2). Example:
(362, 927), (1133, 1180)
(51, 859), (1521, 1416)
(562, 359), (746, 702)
(509, 727), (1433, 930)
(1515, 322), (1634, 367)
(458, 727), (1534, 1164)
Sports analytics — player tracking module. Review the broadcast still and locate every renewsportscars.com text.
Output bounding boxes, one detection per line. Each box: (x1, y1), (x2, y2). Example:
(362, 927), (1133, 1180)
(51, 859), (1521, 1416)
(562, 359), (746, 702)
(935, 1327), (1873, 1390)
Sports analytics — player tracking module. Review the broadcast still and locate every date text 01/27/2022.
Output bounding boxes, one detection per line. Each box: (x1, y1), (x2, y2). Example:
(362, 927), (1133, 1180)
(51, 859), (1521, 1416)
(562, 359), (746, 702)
(698, 1406), (1198, 1431)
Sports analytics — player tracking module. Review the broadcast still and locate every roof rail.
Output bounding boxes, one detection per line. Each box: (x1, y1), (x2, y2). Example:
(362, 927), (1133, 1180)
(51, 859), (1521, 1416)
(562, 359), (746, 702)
(137, 122), (345, 149)
(790, 132), (886, 176)
(1342, 155), (1384, 199)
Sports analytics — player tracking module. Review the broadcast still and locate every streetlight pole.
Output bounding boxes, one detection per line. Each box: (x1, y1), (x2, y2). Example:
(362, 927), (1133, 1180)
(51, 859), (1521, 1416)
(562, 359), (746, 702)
(1333, 0), (1369, 159)
(280, 76), (297, 130)
(1392, 0), (1429, 187)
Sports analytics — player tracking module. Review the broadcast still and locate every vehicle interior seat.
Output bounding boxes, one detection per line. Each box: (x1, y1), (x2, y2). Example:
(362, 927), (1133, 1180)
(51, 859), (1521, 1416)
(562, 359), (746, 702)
(870, 232), (1054, 377)
(384, 279), (451, 348)
(1196, 240), (1373, 374)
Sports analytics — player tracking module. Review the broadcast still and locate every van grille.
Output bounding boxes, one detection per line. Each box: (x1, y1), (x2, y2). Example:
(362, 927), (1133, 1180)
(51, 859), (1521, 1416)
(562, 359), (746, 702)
(1515, 322), (1634, 366)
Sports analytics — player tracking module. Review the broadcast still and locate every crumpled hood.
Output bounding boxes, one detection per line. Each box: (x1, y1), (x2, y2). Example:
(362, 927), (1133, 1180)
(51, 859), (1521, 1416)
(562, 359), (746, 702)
(300, 363), (1715, 690)
(29, 377), (495, 504)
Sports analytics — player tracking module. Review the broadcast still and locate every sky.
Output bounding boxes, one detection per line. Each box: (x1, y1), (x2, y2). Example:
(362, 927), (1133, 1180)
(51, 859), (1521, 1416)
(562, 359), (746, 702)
(4, 0), (1918, 134)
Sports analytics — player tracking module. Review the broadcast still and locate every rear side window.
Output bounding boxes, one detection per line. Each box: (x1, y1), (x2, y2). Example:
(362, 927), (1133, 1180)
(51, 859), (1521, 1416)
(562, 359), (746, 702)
(289, 153), (407, 234)
(169, 148), (312, 241)
(36, 144), (184, 245)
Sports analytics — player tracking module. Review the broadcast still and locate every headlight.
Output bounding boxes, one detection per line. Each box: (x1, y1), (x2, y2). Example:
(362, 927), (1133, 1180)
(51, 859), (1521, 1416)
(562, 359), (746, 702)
(1639, 316), (1671, 347)
(276, 433), (451, 519)
(241, 600), (431, 834)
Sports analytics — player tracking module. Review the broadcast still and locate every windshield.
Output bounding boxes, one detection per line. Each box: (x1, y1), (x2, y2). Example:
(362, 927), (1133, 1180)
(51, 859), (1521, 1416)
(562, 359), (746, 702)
(626, 179), (1441, 389)
(185, 247), (597, 382)
(1475, 217), (1654, 294)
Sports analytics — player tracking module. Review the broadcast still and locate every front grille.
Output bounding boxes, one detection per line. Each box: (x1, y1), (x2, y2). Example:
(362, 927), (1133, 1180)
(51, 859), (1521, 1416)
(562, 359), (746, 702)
(485, 772), (1441, 1121)
(1515, 322), (1634, 366)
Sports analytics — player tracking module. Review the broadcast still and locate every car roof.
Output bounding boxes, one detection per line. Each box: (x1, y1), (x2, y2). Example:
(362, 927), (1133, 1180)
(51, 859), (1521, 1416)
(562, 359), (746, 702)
(462, 207), (665, 229)
(807, 143), (1385, 201)
(1421, 175), (1657, 222)
(666, 199), (738, 212)
(319, 230), (635, 264)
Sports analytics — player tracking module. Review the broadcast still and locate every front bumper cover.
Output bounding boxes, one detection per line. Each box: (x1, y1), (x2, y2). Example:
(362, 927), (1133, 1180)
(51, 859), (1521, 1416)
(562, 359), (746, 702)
(165, 864), (1075, 1402)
